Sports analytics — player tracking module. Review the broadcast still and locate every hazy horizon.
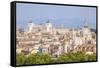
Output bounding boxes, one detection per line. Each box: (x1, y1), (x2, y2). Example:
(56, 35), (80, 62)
(16, 3), (96, 29)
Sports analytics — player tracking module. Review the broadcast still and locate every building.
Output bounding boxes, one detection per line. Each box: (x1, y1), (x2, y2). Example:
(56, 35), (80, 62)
(16, 19), (96, 57)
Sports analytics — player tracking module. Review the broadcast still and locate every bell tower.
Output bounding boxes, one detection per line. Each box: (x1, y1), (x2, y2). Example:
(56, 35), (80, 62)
(83, 17), (88, 28)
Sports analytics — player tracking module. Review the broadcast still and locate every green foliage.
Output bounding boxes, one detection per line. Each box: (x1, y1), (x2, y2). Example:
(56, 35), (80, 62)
(58, 52), (96, 63)
(16, 53), (26, 65)
(16, 52), (96, 65)
(84, 54), (96, 61)
(26, 53), (52, 64)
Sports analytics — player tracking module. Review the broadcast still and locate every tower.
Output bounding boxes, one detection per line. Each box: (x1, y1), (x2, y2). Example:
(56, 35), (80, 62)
(83, 17), (88, 28)
(82, 17), (90, 36)
(45, 20), (53, 33)
(26, 21), (34, 33)
(82, 17), (92, 44)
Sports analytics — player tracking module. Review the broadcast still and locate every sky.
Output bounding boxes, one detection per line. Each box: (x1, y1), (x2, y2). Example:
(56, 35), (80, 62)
(16, 3), (96, 29)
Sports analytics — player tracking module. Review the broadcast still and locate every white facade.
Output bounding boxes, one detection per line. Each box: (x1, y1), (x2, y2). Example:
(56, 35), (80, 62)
(27, 22), (35, 33)
(45, 21), (53, 33)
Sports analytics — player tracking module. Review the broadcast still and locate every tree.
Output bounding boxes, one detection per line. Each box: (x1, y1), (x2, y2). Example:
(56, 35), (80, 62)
(16, 53), (26, 65)
(58, 53), (70, 63)
(16, 52), (96, 65)
(26, 53), (52, 64)
(58, 52), (96, 63)
(84, 53), (96, 61)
